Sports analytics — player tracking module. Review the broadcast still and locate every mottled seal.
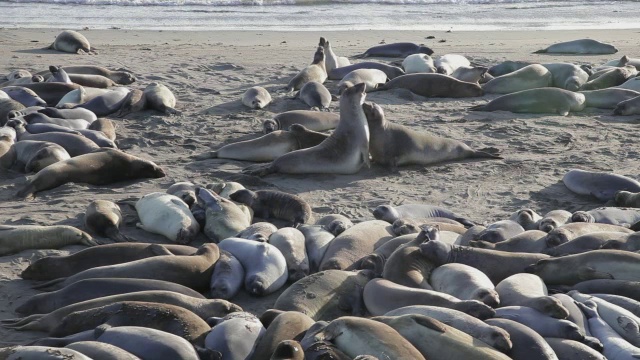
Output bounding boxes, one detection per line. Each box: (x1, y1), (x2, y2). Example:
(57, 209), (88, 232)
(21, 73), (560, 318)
(496, 273), (569, 319)
(363, 102), (501, 167)
(0, 225), (95, 256)
(535, 39), (618, 55)
(373, 203), (475, 227)
(263, 110), (339, 133)
(269, 227), (309, 282)
(430, 263), (500, 307)
(376, 73), (483, 98)
(471, 87), (586, 115)
(482, 64), (552, 94)
(563, 169), (640, 201)
(294, 81), (333, 110)
(319, 37), (350, 74)
(285, 46), (327, 92)
(13, 140), (70, 173)
(143, 82), (178, 115)
(16, 148), (165, 199)
(485, 318), (560, 360)
(242, 86), (272, 109)
(48, 30), (95, 54)
(84, 200), (130, 242)
(338, 69), (387, 94)
(357, 42), (433, 58)
(328, 62), (404, 81)
(230, 189), (311, 227)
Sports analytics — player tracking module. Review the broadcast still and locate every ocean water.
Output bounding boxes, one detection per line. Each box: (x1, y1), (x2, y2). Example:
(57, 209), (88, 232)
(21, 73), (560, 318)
(1, 0), (639, 31)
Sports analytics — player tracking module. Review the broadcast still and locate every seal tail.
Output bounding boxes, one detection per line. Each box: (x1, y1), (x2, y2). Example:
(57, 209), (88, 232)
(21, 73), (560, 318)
(533, 49), (547, 54)
(31, 278), (66, 291)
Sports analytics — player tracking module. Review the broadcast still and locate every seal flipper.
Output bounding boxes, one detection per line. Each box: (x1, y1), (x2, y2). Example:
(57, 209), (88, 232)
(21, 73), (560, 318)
(471, 150), (503, 160)
(469, 104), (488, 111)
(577, 266), (614, 281)
(147, 243), (174, 256)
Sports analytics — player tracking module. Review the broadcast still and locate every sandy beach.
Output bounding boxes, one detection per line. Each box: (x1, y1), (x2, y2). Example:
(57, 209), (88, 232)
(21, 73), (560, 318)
(0, 27), (639, 346)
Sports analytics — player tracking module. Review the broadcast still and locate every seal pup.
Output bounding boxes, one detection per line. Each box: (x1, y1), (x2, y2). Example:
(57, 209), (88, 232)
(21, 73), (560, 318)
(319, 37), (350, 74)
(242, 86), (272, 109)
(563, 169), (640, 201)
(496, 273), (569, 319)
(47, 66), (72, 84)
(84, 200), (130, 243)
(373, 203), (475, 227)
(19, 82), (82, 106)
(166, 181), (197, 208)
(263, 110), (339, 133)
(580, 88), (640, 109)
(294, 81), (333, 110)
(48, 30), (95, 54)
(535, 39), (618, 54)
(543, 222), (632, 247)
(135, 192), (200, 244)
(614, 94), (640, 115)
(299, 225), (335, 273)
(230, 189), (311, 227)
(115, 89), (146, 117)
(402, 54), (436, 73)
(328, 62), (404, 80)
(581, 66), (637, 90)
(538, 210), (572, 232)
(242, 83), (370, 177)
(253, 311), (314, 359)
(16, 148), (165, 199)
(357, 42), (433, 58)
(13, 140), (70, 173)
(616, 190), (640, 207)
(337, 69), (387, 94)
(434, 54), (471, 75)
(285, 46), (327, 92)
(143, 82), (178, 115)
(494, 306), (584, 340)
(381, 228), (437, 288)
(364, 102), (502, 167)
(488, 60), (534, 77)
(270, 340), (304, 360)
(482, 64), (552, 94)
(375, 73), (483, 98)
(470, 87), (586, 115)
(315, 214), (353, 236)
(0, 225), (96, 256)
(510, 208), (543, 230)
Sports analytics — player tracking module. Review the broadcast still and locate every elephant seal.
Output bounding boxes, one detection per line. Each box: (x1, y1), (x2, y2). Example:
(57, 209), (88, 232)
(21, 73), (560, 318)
(319, 37), (350, 74)
(218, 238), (287, 296)
(76, 87), (130, 117)
(21, 242), (196, 280)
(270, 340), (304, 360)
(0, 126), (16, 168)
(544, 223), (632, 247)
(421, 240), (550, 284)
(39, 107), (97, 122)
(526, 249), (640, 285)
(69, 73), (117, 88)
(242, 86), (272, 109)
(48, 30), (94, 54)
(206, 312), (265, 360)
(47, 66), (72, 84)
(194, 187), (250, 242)
(605, 55), (640, 70)
(22, 112), (90, 129)
(616, 190), (640, 207)
(364, 278), (495, 319)
(376, 73), (483, 98)
(6, 69), (31, 81)
(563, 169), (640, 201)
(614, 94), (640, 115)
(338, 69), (387, 94)
(542, 62), (590, 91)
(269, 227), (309, 282)
(55, 87), (85, 107)
(618, 77), (640, 91)
(0, 97), (25, 125)
(485, 318), (560, 360)
(430, 263), (500, 307)
(315, 214), (353, 236)
(295, 81), (333, 110)
(33, 244), (220, 291)
(496, 273), (569, 318)
(495, 306), (584, 340)
(13, 140), (70, 173)
(16, 148), (165, 199)
(477, 220), (525, 243)
(581, 66), (636, 90)
(0, 225), (95, 256)
(116, 88), (146, 117)
(54, 65), (136, 84)
(89, 326), (202, 359)
(471, 87), (586, 115)
(274, 269), (375, 321)
(242, 83), (370, 177)
(135, 192), (200, 244)
(299, 225), (334, 273)
(538, 210), (573, 233)
(451, 66), (489, 83)
(166, 181), (197, 207)
(1, 86), (47, 107)
(373, 203), (475, 227)
(0, 346), (92, 359)
(482, 64), (552, 94)
(315, 316), (426, 359)
(402, 54), (435, 73)
(285, 46), (327, 92)
(568, 279), (640, 301)
(328, 62), (404, 81)
(590, 293), (640, 318)
(543, 232), (627, 256)
(236, 222), (278, 242)
(84, 200), (130, 242)
(544, 338), (606, 360)
(580, 88), (640, 109)
(230, 189), (311, 227)
(381, 228), (436, 288)
(488, 61), (533, 77)
(302, 341), (349, 360)
(263, 110), (339, 133)
(433, 54), (470, 75)
(252, 311), (314, 359)
(66, 341), (141, 360)
(535, 39), (618, 54)
(143, 82), (178, 114)
(373, 314), (511, 360)
(572, 207), (640, 227)
(210, 250), (244, 300)
(357, 42), (433, 58)
(363, 102), (501, 167)
(17, 277), (205, 315)
(19, 82), (82, 106)
(470, 230), (548, 253)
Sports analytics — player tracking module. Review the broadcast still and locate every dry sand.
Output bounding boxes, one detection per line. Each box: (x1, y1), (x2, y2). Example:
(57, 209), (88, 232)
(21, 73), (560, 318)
(0, 27), (639, 346)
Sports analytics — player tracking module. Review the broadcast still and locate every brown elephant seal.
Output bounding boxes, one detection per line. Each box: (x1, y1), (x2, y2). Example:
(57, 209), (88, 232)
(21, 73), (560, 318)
(264, 110), (340, 134)
(230, 189), (311, 227)
(580, 88), (640, 109)
(375, 73), (483, 98)
(196, 124), (328, 162)
(13, 140), (70, 173)
(0, 225), (95, 256)
(495, 273), (569, 319)
(470, 230), (548, 253)
(485, 318), (560, 360)
(0, 97), (26, 125)
(420, 240), (550, 284)
(315, 316), (426, 359)
(0, 346), (92, 359)
(358, 233), (415, 273)
(471, 87), (586, 115)
(382, 227), (436, 288)
(319, 220), (394, 271)
(143, 82), (178, 115)
(21, 242), (196, 280)
(315, 214), (353, 236)
(17, 277), (205, 315)
(16, 148), (165, 199)
(270, 340), (304, 360)
(584, 66), (637, 89)
(243, 83), (369, 177)
(66, 341), (141, 360)
(358, 42), (433, 58)
(50, 301), (210, 346)
(84, 200), (130, 243)
(274, 269), (375, 321)
(373, 314), (512, 360)
(116, 88), (146, 117)
(482, 64), (552, 94)
(295, 81), (334, 110)
(337, 69), (388, 94)
(510, 209), (542, 230)
(544, 222), (633, 247)
(48, 30), (95, 54)
(285, 46), (327, 92)
(363, 102), (501, 167)
(534, 39), (618, 55)
(242, 86), (272, 109)
(33, 243), (220, 291)
(88, 118), (116, 140)
(364, 278), (495, 319)
(252, 311), (314, 360)
(269, 227), (309, 282)
(430, 263), (500, 307)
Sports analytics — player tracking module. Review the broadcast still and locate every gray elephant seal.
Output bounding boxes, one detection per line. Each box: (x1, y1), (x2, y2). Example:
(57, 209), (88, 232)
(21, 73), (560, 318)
(614, 94), (640, 115)
(545, 232), (627, 256)
(295, 81), (333, 110)
(535, 39), (618, 54)
(376, 73), (483, 98)
(0, 225), (95, 256)
(242, 83), (370, 177)
(357, 42), (433, 58)
(76, 87), (131, 117)
(0, 346), (92, 359)
(196, 187), (251, 242)
(581, 66), (636, 90)
(242, 86), (272, 109)
(210, 250), (244, 300)
(319, 37), (350, 74)
(285, 46), (327, 92)
(230, 189), (312, 227)
(430, 263), (500, 307)
(14, 140), (70, 173)
(542, 62), (590, 91)
(485, 318), (560, 360)
(39, 107), (97, 123)
(482, 64), (552, 94)
(569, 279), (640, 301)
(18, 82), (82, 106)
(0, 98), (25, 125)
(84, 200), (130, 242)
(274, 269), (375, 321)
(338, 69), (387, 94)
(538, 210), (573, 233)
(21, 242), (196, 280)
(469, 230), (548, 253)
(22, 112), (90, 129)
(315, 214), (353, 236)
(363, 102), (501, 167)
(236, 222), (278, 242)
(1, 86), (47, 107)
(476, 220), (525, 243)
(496, 273), (569, 319)
(16, 148), (165, 199)
(300, 225), (335, 273)
(580, 88), (640, 109)
(66, 341), (141, 360)
(69, 73), (117, 88)
(495, 306), (584, 341)
(252, 311), (314, 359)
(270, 227), (309, 282)
(264, 110), (339, 133)
(206, 312), (265, 360)
(572, 207), (640, 227)
(143, 82), (178, 114)
(471, 87), (586, 115)
(488, 61), (533, 77)
(563, 169), (640, 201)
(544, 222), (632, 247)
(166, 181), (197, 207)
(615, 190), (640, 207)
(510, 209), (543, 230)
(544, 338), (606, 360)
(373, 203), (475, 227)
(52, 65), (136, 84)
(328, 62), (404, 81)
(48, 30), (95, 54)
